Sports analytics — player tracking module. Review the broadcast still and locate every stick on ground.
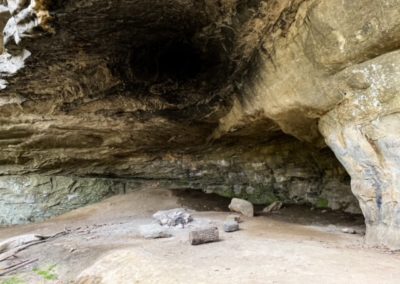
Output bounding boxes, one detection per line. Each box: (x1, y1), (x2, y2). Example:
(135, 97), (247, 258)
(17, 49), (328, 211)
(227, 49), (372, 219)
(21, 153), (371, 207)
(0, 258), (38, 276)
(0, 230), (69, 262)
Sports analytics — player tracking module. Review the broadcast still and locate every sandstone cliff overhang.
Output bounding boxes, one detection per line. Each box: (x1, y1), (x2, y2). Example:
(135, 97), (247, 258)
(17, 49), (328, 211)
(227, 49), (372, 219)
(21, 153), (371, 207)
(0, 0), (399, 249)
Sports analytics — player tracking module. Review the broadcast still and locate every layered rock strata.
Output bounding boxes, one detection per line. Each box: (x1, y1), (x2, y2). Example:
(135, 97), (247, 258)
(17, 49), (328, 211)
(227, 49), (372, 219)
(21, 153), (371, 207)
(0, 0), (399, 248)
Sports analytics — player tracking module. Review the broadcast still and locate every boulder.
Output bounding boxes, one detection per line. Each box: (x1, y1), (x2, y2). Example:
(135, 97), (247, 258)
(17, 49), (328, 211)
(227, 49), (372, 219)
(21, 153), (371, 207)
(153, 208), (193, 227)
(228, 198), (254, 217)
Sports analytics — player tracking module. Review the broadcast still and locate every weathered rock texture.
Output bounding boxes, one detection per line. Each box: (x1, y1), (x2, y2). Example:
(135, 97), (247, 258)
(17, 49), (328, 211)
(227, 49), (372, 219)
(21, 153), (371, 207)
(0, 0), (399, 248)
(215, 0), (400, 248)
(0, 139), (359, 225)
(320, 53), (400, 248)
(0, 175), (127, 225)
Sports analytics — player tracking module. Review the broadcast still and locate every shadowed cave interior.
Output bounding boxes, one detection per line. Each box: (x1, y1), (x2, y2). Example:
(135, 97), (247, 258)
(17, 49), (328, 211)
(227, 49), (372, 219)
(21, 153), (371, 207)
(0, 0), (364, 227)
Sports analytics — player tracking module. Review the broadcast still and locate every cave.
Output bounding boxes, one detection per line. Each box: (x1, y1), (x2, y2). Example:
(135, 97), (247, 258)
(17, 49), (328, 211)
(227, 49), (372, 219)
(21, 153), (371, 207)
(0, 0), (400, 282)
(130, 39), (205, 82)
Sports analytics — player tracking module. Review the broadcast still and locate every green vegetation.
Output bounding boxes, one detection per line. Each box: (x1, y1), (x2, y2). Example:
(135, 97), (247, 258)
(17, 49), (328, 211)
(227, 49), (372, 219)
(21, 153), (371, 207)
(316, 198), (329, 209)
(1, 277), (25, 284)
(33, 264), (58, 281)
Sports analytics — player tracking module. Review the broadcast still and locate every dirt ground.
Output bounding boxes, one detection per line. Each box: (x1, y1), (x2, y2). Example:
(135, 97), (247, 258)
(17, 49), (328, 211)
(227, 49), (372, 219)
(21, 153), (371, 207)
(0, 188), (399, 284)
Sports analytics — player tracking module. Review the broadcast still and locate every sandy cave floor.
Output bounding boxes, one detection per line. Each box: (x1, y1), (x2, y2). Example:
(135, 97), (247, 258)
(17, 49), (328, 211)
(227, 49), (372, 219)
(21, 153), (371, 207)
(0, 188), (399, 284)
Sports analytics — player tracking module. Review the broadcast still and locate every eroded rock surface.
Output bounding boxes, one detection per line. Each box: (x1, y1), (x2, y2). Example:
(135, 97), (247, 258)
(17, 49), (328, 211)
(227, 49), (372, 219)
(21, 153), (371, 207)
(0, 175), (126, 225)
(212, 0), (400, 248)
(0, 0), (399, 248)
(320, 52), (400, 249)
(0, 140), (360, 225)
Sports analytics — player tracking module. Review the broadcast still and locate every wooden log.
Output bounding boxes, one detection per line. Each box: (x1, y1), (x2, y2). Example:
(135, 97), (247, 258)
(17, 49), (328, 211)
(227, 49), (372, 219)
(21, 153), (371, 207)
(189, 227), (219, 245)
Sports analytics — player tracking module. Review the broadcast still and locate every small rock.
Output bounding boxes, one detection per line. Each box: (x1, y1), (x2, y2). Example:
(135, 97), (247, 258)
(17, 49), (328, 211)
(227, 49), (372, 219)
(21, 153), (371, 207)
(226, 214), (242, 223)
(153, 208), (193, 227)
(327, 224), (337, 232)
(228, 198), (254, 217)
(139, 224), (172, 239)
(341, 228), (357, 234)
(263, 201), (283, 213)
(223, 221), (239, 232)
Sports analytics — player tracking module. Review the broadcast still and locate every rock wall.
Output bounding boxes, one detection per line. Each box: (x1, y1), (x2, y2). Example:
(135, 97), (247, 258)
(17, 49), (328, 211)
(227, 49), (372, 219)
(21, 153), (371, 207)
(0, 137), (359, 225)
(320, 52), (400, 249)
(213, 0), (400, 248)
(0, 175), (126, 225)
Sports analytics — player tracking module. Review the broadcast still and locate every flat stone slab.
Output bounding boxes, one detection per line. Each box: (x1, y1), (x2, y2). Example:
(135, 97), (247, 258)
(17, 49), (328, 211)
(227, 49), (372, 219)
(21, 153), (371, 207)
(139, 224), (172, 239)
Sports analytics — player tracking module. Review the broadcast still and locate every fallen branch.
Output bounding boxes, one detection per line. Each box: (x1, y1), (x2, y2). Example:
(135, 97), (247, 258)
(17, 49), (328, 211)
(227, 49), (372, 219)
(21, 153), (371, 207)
(0, 234), (45, 254)
(0, 240), (46, 262)
(0, 258), (38, 276)
(1, 258), (33, 271)
(0, 230), (69, 262)
(45, 230), (68, 239)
